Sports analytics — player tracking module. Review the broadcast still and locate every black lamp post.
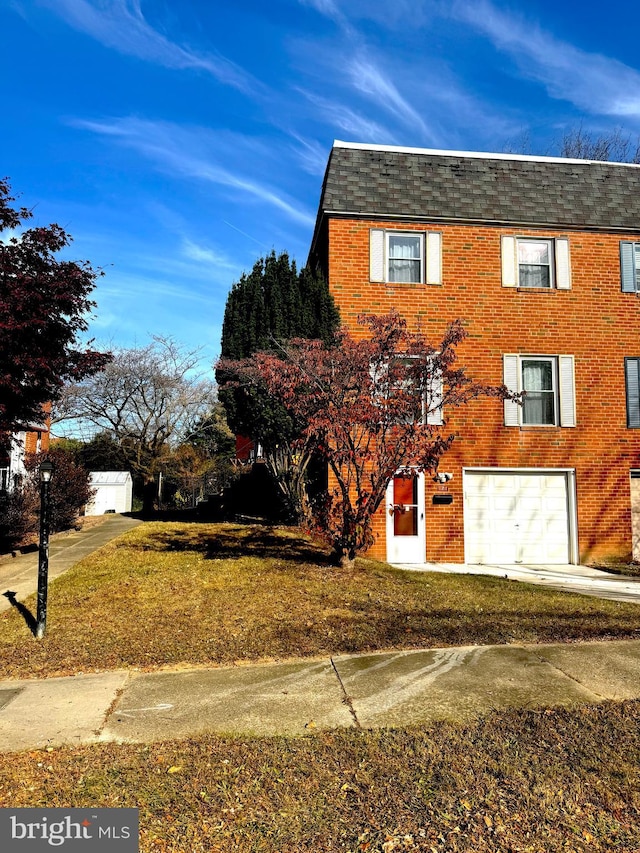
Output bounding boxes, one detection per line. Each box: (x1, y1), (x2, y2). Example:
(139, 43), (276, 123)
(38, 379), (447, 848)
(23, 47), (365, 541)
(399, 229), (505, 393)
(36, 460), (54, 639)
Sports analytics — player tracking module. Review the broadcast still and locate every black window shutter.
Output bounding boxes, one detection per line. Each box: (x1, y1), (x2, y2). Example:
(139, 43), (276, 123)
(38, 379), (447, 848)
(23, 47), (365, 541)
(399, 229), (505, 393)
(626, 358), (640, 428)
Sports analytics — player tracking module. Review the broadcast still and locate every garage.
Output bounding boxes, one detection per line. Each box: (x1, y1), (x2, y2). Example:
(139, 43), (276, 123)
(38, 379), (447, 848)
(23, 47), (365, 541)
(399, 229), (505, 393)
(85, 471), (133, 516)
(463, 469), (575, 564)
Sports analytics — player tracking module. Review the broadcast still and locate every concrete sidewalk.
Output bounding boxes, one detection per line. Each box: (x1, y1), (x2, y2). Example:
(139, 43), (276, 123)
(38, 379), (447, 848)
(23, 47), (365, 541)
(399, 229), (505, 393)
(0, 514), (142, 613)
(1, 638), (640, 752)
(1, 517), (640, 753)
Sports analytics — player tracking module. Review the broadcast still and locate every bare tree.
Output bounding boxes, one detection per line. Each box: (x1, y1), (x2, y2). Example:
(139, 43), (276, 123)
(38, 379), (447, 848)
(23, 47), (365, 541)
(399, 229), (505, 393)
(503, 125), (640, 164)
(559, 125), (640, 163)
(56, 337), (216, 514)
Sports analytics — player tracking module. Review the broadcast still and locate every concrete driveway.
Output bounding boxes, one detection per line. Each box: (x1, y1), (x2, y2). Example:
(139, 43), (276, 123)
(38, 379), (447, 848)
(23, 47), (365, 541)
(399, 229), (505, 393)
(391, 561), (640, 603)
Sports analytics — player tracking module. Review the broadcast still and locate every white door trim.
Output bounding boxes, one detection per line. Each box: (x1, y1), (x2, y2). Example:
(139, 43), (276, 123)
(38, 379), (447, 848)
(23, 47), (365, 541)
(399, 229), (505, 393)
(386, 469), (426, 563)
(462, 467), (578, 565)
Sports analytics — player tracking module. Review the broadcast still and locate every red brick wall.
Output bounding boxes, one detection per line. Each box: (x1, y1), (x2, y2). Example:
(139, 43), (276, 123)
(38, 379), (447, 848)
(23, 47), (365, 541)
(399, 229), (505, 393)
(22, 403), (51, 457)
(326, 218), (640, 563)
(23, 428), (50, 455)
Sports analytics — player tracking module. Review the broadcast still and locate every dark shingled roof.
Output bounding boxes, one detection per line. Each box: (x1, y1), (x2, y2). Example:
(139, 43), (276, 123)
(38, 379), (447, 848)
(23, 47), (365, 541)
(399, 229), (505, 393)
(316, 143), (640, 232)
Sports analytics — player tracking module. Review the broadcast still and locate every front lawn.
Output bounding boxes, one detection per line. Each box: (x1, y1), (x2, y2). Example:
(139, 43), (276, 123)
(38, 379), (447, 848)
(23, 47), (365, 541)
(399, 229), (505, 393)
(1, 521), (640, 680)
(588, 559), (640, 578)
(0, 701), (638, 851)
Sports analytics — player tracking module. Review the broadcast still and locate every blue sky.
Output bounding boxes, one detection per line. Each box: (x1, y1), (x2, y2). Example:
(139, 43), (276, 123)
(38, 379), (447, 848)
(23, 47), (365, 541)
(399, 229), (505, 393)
(3, 0), (640, 373)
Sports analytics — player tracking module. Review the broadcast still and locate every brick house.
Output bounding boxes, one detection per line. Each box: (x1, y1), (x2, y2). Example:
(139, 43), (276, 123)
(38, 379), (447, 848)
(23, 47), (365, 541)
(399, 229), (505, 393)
(308, 141), (640, 566)
(0, 416), (50, 493)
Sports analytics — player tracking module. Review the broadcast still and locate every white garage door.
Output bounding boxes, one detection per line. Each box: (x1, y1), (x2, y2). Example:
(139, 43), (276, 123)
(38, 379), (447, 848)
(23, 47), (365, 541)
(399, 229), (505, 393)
(464, 471), (571, 564)
(89, 486), (118, 515)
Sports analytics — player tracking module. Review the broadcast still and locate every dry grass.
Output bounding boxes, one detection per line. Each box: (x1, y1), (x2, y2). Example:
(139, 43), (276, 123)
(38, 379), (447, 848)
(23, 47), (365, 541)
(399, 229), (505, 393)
(0, 512), (110, 556)
(588, 559), (640, 578)
(1, 521), (640, 680)
(0, 700), (639, 851)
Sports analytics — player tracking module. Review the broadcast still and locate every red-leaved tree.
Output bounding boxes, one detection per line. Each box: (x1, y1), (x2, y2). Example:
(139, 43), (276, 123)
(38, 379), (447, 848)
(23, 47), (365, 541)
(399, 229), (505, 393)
(0, 179), (111, 442)
(218, 311), (512, 567)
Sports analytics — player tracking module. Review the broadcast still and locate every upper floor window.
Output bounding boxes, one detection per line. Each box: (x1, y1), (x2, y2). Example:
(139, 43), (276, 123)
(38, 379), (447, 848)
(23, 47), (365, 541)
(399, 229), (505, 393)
(518, 240), (553, 288)
(370, 229), (442, 285)
(620, 242), (640, 293)
(388, 233), (423, 283)
(503, 354), (576, 427)
(501, 236), (571, 290)
(625, 358), (640, 427)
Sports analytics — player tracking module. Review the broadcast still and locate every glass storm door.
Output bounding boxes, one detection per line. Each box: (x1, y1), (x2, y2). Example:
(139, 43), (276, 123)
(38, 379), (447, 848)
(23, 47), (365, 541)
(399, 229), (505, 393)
(386, 470), (425, 563)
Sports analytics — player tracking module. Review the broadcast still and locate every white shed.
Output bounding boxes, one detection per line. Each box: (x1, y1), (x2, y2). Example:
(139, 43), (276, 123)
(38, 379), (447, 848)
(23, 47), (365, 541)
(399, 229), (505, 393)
(86, 471), (133, 515)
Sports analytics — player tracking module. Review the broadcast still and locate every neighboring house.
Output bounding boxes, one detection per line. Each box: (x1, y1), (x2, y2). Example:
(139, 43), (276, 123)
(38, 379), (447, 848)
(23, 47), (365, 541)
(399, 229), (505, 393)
(85, 471), (133, 515)
(235, 435), (263, 464)
(308, 140), (640, 566)
(0, 419), (50, 493)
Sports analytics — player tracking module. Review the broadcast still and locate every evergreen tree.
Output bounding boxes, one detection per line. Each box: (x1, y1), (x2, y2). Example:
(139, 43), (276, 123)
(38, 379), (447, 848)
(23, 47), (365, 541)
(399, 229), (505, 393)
(217, 251), (339, 520)
(220, 251), (339, 360)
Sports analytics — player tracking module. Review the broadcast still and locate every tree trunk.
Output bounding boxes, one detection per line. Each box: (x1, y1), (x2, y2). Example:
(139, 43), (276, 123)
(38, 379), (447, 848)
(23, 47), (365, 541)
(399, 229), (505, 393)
(334, 545), (357, 570)
(141, 479), (156, 518)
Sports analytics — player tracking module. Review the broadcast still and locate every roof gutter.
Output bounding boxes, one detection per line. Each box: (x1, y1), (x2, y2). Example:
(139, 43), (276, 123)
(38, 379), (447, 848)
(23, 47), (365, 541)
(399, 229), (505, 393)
(319, 208), (640, 235)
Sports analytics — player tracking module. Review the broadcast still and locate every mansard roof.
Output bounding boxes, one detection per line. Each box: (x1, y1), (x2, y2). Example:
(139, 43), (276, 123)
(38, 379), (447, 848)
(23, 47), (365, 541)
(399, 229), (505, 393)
(314, 140), (640, 234)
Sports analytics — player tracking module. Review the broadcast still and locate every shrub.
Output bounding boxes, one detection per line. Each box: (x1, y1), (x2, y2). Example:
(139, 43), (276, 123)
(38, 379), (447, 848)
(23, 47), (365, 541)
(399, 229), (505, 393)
(0, 488), (34, 552)
(24, 447), (94, 532)
(0, 447), (94, 552)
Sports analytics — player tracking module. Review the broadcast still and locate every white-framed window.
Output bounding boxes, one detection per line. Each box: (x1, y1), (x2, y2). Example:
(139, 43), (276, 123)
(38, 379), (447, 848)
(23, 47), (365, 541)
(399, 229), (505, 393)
(388, 233), (423, 283)
(370, 229), (442, 285)
(620, 242), (640, 293)
(501, 236), (571, 289)
(503, 354), (576, 427)
(370, 355), (443, 426)
(521, 357), (556, 424)
(518, 239), (553, 288)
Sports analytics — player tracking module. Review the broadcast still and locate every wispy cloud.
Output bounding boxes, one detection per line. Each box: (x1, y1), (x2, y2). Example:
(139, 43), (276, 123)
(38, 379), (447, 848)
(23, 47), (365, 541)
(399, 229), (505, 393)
(39, 0), (261, 96)
(70, 116), (316, 227)
(411, 61), (524, 150)
(91, 267), (225, 369)
(294, 1), (433, 140)
(296, 88), (397, 143)
(295, 0), (360, 43)
(291, 17), (436, 144)
(453, 0), (640, 120)
(92, 243), (238, 293)
(347, 55), (438, 143)
(303, 0), (434, 32)
(288, 134), (331, 177)
(180, 237), (237, 270)
(298, 0), (346, 25)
